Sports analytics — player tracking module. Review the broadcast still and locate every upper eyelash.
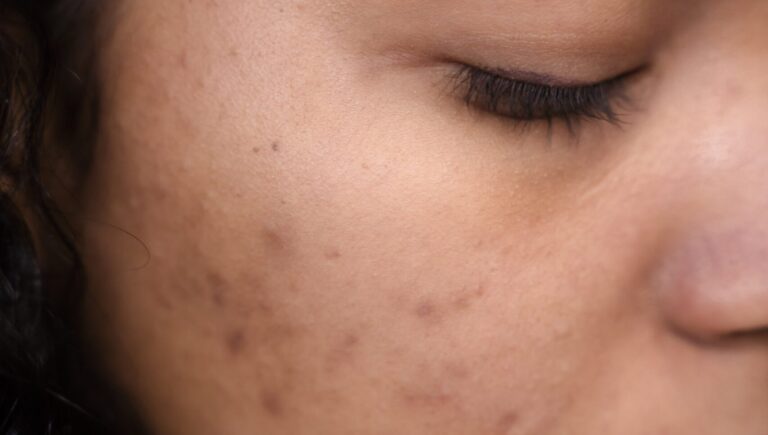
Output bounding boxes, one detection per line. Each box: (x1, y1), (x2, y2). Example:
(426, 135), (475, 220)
(453, 65), (634, 128)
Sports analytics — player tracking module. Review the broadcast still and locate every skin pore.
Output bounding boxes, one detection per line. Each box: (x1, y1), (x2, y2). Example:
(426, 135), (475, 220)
(77, 0), (767, 434)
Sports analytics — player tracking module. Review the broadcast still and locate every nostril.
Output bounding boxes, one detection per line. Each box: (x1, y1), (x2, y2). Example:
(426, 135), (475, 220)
(653, 228), (768, 342)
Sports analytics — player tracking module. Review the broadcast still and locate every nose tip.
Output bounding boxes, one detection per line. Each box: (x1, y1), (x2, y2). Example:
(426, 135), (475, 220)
(654, 227), (768, 341)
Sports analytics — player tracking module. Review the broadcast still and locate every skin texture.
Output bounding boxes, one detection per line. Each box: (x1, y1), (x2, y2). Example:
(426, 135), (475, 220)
(78, 0), (768, 434)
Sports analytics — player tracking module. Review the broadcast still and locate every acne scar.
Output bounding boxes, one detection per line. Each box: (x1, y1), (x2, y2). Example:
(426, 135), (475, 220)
(271, 141), (280, 152)
(154, 291), (174, 311)
(324, 249), (342, 260)
(262, 228), (286, 251)
(415, 301), (438, 320)
(225, 328), (247, 355)
(325, 332), (361, 372)
(260, 390), (284, 417)
(452, 283), (487, 311)
(206, 271), (228, 307)
(496, 411), (520, 434)
(443, 362), (470, 380)
(400, 390), (454, 408)
(255, 299), (274, 316)
(175, 51), (188, 69)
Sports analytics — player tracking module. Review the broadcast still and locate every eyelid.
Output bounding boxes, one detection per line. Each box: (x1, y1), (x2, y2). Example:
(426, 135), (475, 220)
(452, 64), (640, 127)
(473, 67), (595, 88)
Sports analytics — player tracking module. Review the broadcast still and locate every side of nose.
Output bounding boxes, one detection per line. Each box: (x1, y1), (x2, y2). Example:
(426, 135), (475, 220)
(650, 46), (768, 342)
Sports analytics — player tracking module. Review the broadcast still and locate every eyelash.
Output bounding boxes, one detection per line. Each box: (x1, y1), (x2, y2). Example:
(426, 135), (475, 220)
(453, 65), (634, 130)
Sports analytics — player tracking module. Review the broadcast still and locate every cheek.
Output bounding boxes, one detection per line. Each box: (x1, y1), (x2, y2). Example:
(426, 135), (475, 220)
(84, 2), (662, 432)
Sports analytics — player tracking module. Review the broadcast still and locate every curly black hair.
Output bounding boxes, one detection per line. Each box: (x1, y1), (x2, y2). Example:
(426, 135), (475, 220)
(1, 1), (145, 433)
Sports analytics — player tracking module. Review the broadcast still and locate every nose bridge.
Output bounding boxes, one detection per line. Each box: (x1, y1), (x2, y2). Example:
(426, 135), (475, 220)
(665, 0), (768, 179)
(664, 29), (768, 214)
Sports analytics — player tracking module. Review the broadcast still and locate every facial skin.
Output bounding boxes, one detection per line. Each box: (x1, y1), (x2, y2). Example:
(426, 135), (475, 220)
(78, 0), (768, 434)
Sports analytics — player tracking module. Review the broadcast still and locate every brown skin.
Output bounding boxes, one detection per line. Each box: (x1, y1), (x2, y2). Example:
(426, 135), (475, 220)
(79, 0), (768, 434)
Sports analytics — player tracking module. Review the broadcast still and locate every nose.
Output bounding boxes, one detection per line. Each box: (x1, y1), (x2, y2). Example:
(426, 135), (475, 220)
(651, 79), (768, 342)
(655, 224), (768, 341)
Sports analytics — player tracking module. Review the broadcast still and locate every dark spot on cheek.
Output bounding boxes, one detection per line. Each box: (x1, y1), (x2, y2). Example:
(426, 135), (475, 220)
(496, 411), (519, 434)
(271, 141), (280, 152)
(207, 272), (228, 307)
(252, 146), (260, 154)
(324, 249), (342, 260)
(225, 329), (247, 355)
(260, 390), (284, 417)
(452, 283), (487, 311)
(175, 51), (188, 69)
(263, 229), (286, 251)
(444, 362), (470, 380)
(256, 299), (273, 315)
(154, 291), (174, 311)
(415, 301), (439, 321)
(400, 390), (454, 408)
(343, 334), (359, 347)
(325, 333), (360, 373)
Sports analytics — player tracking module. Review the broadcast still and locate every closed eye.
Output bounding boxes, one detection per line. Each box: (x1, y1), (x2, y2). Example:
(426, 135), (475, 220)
(453, 65), (640, 131)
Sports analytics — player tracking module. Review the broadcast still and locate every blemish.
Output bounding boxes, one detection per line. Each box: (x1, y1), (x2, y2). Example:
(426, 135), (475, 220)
(260, 390), (284, 417)
(175, 51), (188, 69)
(262, 228), (286, 251)
(271, 141), (280, 152)
(324, 249), (342, 260)
(361, 162), (370, 170)
(400, 390), (453, 407)
(452, 283), (487, 311)
(342, 334), (359, 348)
(453, 295), (471, 310)
(154, 291), (174, 311)
(496, 411), (519, 433)
(252, 146), (260, 154)
(325, 332), (360, 372)
(255, 299), (273, 315)
(444, 362), (470, 380)
(415, 301), (438, 320)
(207, 272), (227, 307)
(225, 328), (246, 355)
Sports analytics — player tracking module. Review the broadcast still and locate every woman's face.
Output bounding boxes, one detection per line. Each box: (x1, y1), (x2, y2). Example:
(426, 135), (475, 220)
(80, 1), (768, 434)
